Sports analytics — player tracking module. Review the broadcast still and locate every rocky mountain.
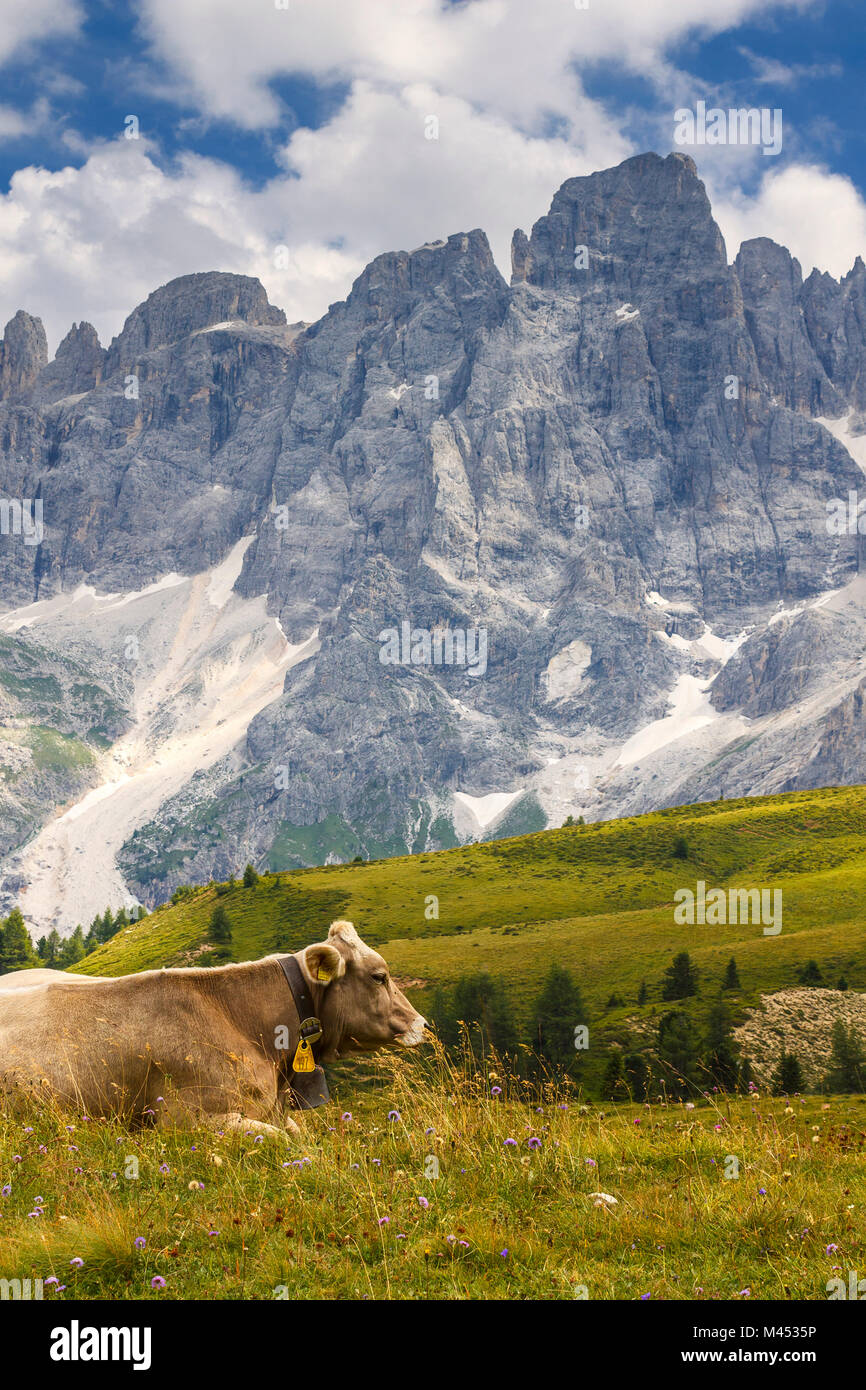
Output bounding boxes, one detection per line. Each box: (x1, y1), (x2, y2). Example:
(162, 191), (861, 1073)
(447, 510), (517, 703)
(2, 151), (866, 936)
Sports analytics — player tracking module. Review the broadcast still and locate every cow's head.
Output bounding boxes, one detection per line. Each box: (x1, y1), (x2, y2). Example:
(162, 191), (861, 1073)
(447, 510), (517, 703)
(298, 920), (427, 1060)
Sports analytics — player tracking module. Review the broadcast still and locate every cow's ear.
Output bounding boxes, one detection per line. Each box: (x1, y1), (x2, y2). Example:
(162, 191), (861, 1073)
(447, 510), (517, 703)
(328, 918), (361, 948)
(301, 943), (345, 985)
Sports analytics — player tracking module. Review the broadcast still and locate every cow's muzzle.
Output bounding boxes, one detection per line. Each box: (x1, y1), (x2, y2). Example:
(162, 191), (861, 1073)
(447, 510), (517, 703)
(396, 1017), (427, 1047)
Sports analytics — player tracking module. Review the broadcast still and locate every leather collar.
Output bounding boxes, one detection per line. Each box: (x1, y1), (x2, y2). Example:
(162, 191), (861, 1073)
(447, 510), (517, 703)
(278, 954), (322, 1057)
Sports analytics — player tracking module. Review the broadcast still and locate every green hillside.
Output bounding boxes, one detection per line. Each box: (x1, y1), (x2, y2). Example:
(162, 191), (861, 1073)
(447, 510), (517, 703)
(75, 788), (866, 1051)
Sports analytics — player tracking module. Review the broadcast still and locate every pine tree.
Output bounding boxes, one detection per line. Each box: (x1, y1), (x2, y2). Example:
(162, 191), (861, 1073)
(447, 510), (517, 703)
(37, 928), (62, 967)
(703, 1000), (739, 1092)
(429, 986), (459, 1050)
(59, 925), (87, 968)
(243, 863), (259, 888)
(450, 973), (519, 1059)
(773, 1049), (804, 1095)
(661, 951), (699, 1001)
(797, 959), (823, 986)
(637, 980), (648, 1005)
(0, 909), (37, 973)
(602, 1050), (626, 1100)
(209, 905), (233, 944)
(624, 1051), (649, 1102)
(722, 957), (740, 990)
(527, 964), (587, 1072)
(657, 1010), (702, 1099)
(825, 1021), (866, 1093)
(837, 976), (849, 992)
(487, 982), (520, 1059)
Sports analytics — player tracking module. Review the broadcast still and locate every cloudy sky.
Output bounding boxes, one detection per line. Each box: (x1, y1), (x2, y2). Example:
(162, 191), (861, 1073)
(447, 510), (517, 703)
(0, 0), (863, 352)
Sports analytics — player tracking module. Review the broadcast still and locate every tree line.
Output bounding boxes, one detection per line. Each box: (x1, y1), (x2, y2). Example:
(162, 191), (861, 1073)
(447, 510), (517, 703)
(428, 950), (866, 1098)
(0, 904), (147, 975)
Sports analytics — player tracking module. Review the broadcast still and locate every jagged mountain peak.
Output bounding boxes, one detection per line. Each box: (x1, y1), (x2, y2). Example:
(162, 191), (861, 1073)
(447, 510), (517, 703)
(57, 321), (102, 352)
(343, 226), (506, 317)
(0, 309), (48, 397)
(515, 149), (726, 295)
(36, 321), (105, 403)
(4, 150), (866, 926)
(105, 270), (287, 366)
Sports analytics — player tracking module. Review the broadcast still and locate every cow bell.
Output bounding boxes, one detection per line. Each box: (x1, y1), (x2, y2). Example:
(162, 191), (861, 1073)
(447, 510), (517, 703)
(290, 1064), (330, 1109)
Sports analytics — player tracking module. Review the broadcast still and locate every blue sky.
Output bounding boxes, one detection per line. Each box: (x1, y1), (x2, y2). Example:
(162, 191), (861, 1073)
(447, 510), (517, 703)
(0, 0), (863, 352)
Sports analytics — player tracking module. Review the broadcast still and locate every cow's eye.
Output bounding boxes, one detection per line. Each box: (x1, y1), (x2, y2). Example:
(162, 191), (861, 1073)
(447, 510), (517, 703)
(372, 971), (388, 985)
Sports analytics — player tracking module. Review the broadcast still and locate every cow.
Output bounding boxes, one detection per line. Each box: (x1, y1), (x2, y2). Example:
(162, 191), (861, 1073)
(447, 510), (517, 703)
(0, 920), (426, 1137)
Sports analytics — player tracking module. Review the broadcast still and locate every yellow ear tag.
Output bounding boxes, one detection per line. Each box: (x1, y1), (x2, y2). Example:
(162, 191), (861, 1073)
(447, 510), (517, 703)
(317, 967), (332, 982)
(293, 1037), (315, 1073)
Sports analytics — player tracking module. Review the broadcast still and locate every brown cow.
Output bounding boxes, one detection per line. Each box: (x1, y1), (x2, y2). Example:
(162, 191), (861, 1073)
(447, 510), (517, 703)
(0, 920), (426, 1137)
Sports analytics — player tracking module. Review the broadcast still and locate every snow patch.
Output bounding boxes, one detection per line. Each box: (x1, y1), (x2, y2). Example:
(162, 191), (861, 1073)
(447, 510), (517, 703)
(191, 319), (244, 336)
(815, 413), (866, 476)
(12, 549), (317, 938)
(453, 789), (524, 830)
(205, 534), (252, 608)
(614, 675), (717, 769)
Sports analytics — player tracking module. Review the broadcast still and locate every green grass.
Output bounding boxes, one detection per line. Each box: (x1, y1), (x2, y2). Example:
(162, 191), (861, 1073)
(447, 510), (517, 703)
(80, 786), (866, 1018)
(1, 1053), (863, 1301)
(10, 787), (866, 1300)
(26, 726), (95, 771)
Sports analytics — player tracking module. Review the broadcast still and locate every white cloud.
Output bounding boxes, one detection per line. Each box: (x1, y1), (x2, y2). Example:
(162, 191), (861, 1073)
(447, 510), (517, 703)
(710, 163), (866, 279)
(0, 98), (55, 144)
(264, 80), (628, 275)
(0, 0), (82, 68)
(0, 0), (853, 362)
(736, 46), (842, 87)
(136, 0), (812, 133)
(0, 143), (274, 350)
(0, 79), (629, 353)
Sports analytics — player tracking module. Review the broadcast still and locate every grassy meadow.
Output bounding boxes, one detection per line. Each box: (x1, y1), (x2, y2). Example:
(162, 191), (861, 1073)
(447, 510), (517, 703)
(74, 785), (866, 1092)
(1, 1047), (864, 1302)
(4, 786), (866, 1301)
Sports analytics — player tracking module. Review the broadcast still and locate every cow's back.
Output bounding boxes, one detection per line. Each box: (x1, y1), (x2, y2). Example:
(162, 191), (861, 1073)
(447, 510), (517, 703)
(0, 969), (103, 992)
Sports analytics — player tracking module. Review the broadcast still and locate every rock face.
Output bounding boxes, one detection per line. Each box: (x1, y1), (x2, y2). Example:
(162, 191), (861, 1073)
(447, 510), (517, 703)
(105, 271), (287, 369)
(2, 152), (866, 926)
(0, 311), (48, 398)
(36, 323), (105, 403)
